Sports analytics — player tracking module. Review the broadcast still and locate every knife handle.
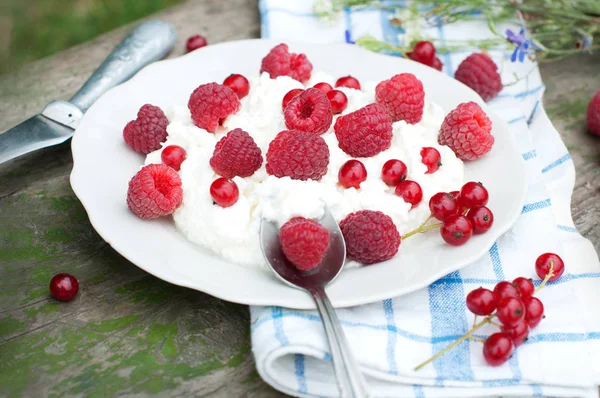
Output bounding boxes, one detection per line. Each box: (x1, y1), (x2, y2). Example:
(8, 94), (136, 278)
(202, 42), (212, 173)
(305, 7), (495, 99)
(70, 20), (177, 112)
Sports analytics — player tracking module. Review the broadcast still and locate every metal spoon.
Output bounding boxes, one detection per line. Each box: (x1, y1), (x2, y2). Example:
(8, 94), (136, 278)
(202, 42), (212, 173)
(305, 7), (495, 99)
(260, 208), (369, 398)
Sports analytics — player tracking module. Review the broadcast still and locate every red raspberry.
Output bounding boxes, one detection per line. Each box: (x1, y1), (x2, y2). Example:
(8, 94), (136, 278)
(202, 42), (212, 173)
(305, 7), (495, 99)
(454, 53), (503, 102)
(280, 217), (330, 271)
(127, 164), (183, 220)
(334, 103), (392, 157)
(210, 128), (263, 178)
(587, 89), (600, 136)
(123, 104), (169, 154)
(375, 73), (425, 124)
(188, 83), (240, 133)
(266, 130), (329, 181)
(284, 88), (332, 135)
(260, 43), (312, 83)
(340, 210), (400, 265)
(439, 102), (494, 161)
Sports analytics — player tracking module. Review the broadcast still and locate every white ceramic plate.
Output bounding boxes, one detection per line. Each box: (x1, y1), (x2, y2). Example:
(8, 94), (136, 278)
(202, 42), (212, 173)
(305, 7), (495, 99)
(70, 39), (526, 309)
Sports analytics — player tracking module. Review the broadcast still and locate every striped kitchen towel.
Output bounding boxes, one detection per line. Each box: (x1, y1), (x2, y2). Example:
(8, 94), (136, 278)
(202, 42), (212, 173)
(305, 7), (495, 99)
(250, 1), (600, 397)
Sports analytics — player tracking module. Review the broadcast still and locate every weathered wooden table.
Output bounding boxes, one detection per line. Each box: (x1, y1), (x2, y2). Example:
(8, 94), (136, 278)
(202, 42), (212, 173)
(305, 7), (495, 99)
(1, 1), (599, 396)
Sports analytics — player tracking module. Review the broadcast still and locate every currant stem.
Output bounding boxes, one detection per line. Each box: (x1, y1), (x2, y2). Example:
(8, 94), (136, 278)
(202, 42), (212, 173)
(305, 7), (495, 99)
(402, 222), (443, 240)
(472, 315), (478, 329)
(488, 320), (502, 328)
(468, 336), (485, 342)
(414, 315), (496, 371)
(535, 262), (555, 293)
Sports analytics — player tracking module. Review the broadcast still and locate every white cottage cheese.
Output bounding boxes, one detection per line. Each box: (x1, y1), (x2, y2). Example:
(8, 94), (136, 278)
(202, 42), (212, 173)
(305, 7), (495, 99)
(146, 72), (464, 268)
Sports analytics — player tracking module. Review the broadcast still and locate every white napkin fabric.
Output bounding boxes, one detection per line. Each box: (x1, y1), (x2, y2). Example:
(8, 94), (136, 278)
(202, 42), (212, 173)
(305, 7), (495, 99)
(251, 1), (600, 397)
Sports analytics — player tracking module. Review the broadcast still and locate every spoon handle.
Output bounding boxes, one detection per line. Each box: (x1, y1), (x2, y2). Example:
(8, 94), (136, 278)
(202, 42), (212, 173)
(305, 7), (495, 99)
(311, 287), (369, 398)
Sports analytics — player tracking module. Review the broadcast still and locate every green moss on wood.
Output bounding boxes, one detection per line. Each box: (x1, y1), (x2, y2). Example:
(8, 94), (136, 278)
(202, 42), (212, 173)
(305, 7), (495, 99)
(0, 315), (25, 339)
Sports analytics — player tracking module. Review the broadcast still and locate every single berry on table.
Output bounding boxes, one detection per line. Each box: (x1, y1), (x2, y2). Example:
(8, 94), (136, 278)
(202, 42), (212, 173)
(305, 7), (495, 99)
(454, 53), (503, 101)
(282, 89), (304, 110)
(161, 145), (187, 171)
(466, 287), (496, 315)
(535, 252), (565, 281)
(340, 210), (400, 265)
(438, 101), (494, 160)
(210, 128), (263, 178)
(335, 75), (361, 90)
(186, 35), (207, 52)
(395, 180), (423, 207)
(410, 41), (436, 65)
(188, 83), (240, 133)
(123, 104), (169, 154)
(381, 159), (408, 186)
(440, 215), (473, 246)
(260, 43), (313, 82)
(493, 281), (520, 302)
(420, 147), (442, 174)
(280, 217), (330, 271)
(429, 192), (459, 221)
(431, 57), (443, 71)
(587, 89), (600, 136)
(502, 320), (529, 347)
(223, 74), (250, 99)
(523, 296), (544, 328)
(338, 160), (367, 189)
(210, 177), (239, 208)
(496, 296), (526, 327)
(284, 88), (333, 135)
(466, 205), (494, 234)
(334, 103), (393, 157)
(459, 181), (489, 208)
(127, 164), (183, 219)
(327, 90), (348, 114)
(512, 277), (534, 298)
(483, 332), (514, 366)
(266, 130), (330, 181)
(49, 273), (79, 301)
(313, 82), (333, 94)
(375, 73), (425, 124)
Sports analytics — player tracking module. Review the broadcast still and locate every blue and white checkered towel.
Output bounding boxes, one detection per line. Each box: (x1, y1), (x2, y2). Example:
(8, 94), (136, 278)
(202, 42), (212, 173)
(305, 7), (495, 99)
(250, 1), (600, 397)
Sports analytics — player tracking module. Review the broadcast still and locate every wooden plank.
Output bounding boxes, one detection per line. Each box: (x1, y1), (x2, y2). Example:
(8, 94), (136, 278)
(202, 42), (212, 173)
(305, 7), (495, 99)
(0, 0), (599, 395)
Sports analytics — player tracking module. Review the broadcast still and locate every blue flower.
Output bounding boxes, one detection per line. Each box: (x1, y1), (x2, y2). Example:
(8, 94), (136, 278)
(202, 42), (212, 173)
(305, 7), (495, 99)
(506, 28), (541, 62)
(345, 29), (355, 44)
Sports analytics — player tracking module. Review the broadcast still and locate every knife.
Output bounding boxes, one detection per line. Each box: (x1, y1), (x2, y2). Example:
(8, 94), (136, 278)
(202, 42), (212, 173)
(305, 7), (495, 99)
(0, 20), (177, 165)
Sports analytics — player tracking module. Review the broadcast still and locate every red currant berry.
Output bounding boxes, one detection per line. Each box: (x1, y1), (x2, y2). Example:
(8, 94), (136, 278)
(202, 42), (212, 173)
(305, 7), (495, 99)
(523, 296), (544, 328)
(186, 35), (208, 53)
(420, 147), (442, 174)
(431, 57), (443, 71)
(459, 181), (489, 209)
(440, 215), (473, 246)
(161, 145), (187, 171)
(429, 192), (459, 221)
(49, 273), (79, 302)
(395, 180), (423, 207)
(381, 159), (408, 186)
(466, 287), (496, 315)
(493, 281), (520, 302)
(282, 88), (304, 110)
(466, 205), (494, 234)
(335, 75), (361, 90)
(410, 41), (436, 66)
(450, 191), (467, 214)
(210, 178), (239, 208)
(313, 82), (333, 94)
(338, 160), (367, 189)
(223, 74), (250, 99)
(496, 296), (526, 327)
(535, 253), (565, 282)
(327, 90), (348, 114)
(502, 320), (529, 347)
(512, 277), (534, 298)
(483, 332), (514, 366)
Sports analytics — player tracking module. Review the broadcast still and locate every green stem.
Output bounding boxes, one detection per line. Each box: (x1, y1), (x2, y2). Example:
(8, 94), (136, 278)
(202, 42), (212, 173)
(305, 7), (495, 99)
(402, 222), (442, 240)
(535, 262), (555, 293)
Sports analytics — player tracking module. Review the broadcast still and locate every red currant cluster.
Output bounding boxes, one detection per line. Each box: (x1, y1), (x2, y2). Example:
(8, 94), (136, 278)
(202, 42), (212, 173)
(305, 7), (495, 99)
(407, 41), (443, 71)
(401, 181), (493, 246)
(282, 76), (355, 115)
(415, 253), (565, 370)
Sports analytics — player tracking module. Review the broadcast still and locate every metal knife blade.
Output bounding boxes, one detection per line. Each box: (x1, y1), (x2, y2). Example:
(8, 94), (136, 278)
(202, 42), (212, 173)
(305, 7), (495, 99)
(0, 20), (176, 165)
